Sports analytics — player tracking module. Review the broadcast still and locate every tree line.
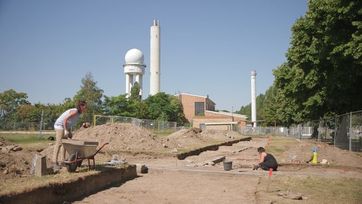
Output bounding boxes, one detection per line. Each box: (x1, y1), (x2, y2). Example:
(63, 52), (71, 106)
(239, 0), (361, 126)
(0, 73), (188, 130)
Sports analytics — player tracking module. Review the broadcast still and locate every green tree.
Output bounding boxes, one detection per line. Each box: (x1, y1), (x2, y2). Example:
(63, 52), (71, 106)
(169, 95), (187, 125)
(73, 72), (104, 122)
(270, 0), (361, 125)
(263, 84), (297, 126)
(145, 92), (171, 121)
(0, 89), (30, 129)
(102, 94), (129, 116)
(102, 94), (149, 119)
(133, 100), (149, 119)
(145, 92), (187, 125)
(238, 105), (251, 120)
(237, 93), (266, 123)
(0, 89), (29, 117)
(130, 82), (141, 101)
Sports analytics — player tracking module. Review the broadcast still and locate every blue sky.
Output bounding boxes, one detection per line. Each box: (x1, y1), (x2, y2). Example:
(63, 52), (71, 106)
(0, 0), (307, 111)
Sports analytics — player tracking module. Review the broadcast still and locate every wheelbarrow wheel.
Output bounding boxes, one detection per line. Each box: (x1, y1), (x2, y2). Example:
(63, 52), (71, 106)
(66, 153), (78, 172)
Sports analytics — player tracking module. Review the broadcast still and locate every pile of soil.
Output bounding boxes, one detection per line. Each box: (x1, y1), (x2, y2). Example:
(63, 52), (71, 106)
(201, 129), (243, 140)
(73, 123), (164, 153)
(0, 137), (33, 182)
(41, 124), (245, 157)
(73, 125), (244, 153)
(165, 128), (210, 149)
(165, 128), (243, 149)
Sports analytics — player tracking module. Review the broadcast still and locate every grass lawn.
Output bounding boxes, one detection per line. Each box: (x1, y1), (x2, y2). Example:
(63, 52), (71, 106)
(0, 133), (54, 151)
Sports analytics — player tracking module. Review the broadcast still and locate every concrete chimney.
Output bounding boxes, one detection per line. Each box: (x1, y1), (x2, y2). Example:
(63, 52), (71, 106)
(150, 19), (160, 95)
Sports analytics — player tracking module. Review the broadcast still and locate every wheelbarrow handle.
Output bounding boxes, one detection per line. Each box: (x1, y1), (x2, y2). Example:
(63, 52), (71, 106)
(92, 142), (109, 156)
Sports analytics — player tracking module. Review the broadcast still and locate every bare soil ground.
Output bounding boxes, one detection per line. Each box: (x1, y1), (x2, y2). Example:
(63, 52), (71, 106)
(0, 137), (34, 182)
(1, 123), (362, 203)
(74, 135), (362, 204)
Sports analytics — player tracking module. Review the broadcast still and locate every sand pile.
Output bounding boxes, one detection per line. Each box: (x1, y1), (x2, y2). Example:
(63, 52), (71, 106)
(73, 123), (164, 153)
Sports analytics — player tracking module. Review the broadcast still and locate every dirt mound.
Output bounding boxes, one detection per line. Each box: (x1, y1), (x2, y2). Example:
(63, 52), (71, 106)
(40, 124), (246, 160)
(0, 137), (33, 182)
(73, 123), (164, 153)
(163, 128), (205, 150)
(0, 136), (10, 146)
(201, 129), (243, 140)
(164, 128), (244, 150)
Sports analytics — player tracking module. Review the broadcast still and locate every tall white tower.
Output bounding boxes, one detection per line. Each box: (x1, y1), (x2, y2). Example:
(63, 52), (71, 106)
(150, 19), (160, 96)
(123, 48), (146, 98)
(251, 70), (257, 127)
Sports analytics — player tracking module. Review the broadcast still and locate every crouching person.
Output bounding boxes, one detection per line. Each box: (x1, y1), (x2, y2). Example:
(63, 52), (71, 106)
(253, 147), (278, 171)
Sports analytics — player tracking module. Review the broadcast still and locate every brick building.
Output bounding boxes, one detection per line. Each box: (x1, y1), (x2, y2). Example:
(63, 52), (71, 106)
(176, 93), (247, 130)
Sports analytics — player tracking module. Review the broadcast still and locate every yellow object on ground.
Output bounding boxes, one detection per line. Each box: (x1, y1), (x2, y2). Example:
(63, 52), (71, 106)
(311, 152), (318, 164)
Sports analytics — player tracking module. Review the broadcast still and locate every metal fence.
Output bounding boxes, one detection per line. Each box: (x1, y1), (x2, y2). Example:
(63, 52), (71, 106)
(0, 114), (179, 135)
(237, 110), (362, 152)
(0, 121), (53, 132)
(93, 115), (178, 134)
(238, 126), (288, 136)
(334, 111), (362, 151)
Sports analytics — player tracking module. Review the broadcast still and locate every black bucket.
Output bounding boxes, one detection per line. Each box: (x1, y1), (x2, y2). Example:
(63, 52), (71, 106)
(223, 161), (232, 171)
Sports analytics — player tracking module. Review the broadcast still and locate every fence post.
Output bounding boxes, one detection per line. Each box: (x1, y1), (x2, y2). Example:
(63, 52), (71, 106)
(334, 116), (337, 147)
(317, 121), (321, 142)
(93, 115), (97, 127)
(39, 110), (44, 135)
(349, 112), (352, 151)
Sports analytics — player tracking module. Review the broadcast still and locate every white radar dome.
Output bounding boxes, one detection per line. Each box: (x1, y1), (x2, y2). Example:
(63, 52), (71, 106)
(125, 48), (144, 64)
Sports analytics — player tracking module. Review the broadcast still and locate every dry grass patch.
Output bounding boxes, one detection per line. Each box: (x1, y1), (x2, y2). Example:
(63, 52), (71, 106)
(257, 175), (362, 204)
(266, 136), (299, 157)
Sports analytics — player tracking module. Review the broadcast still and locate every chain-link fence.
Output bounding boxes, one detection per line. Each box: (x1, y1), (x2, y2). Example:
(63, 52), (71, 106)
(0, 114), (179, 135)
(0, 110), (54, 132)
(0, 121), (53, 132)
(93, 115), (178, 134)
(237, 110), (362, 152)
(237, 126), (288, 136)
(334, 111), (362, 151)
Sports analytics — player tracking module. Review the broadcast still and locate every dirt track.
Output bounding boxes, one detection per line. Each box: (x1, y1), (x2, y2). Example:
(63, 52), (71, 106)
(74, 138), (267, 204)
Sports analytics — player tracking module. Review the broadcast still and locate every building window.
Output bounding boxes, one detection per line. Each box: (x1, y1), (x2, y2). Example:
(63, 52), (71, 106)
(195, 102), (205, 116)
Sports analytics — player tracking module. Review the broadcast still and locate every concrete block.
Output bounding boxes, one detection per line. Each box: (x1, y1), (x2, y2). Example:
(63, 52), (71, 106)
(35, 154), (47, 177)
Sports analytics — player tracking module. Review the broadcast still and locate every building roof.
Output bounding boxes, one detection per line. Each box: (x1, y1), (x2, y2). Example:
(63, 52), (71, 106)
(206, 110), (247, 119)
(176, 92), (215, 105)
